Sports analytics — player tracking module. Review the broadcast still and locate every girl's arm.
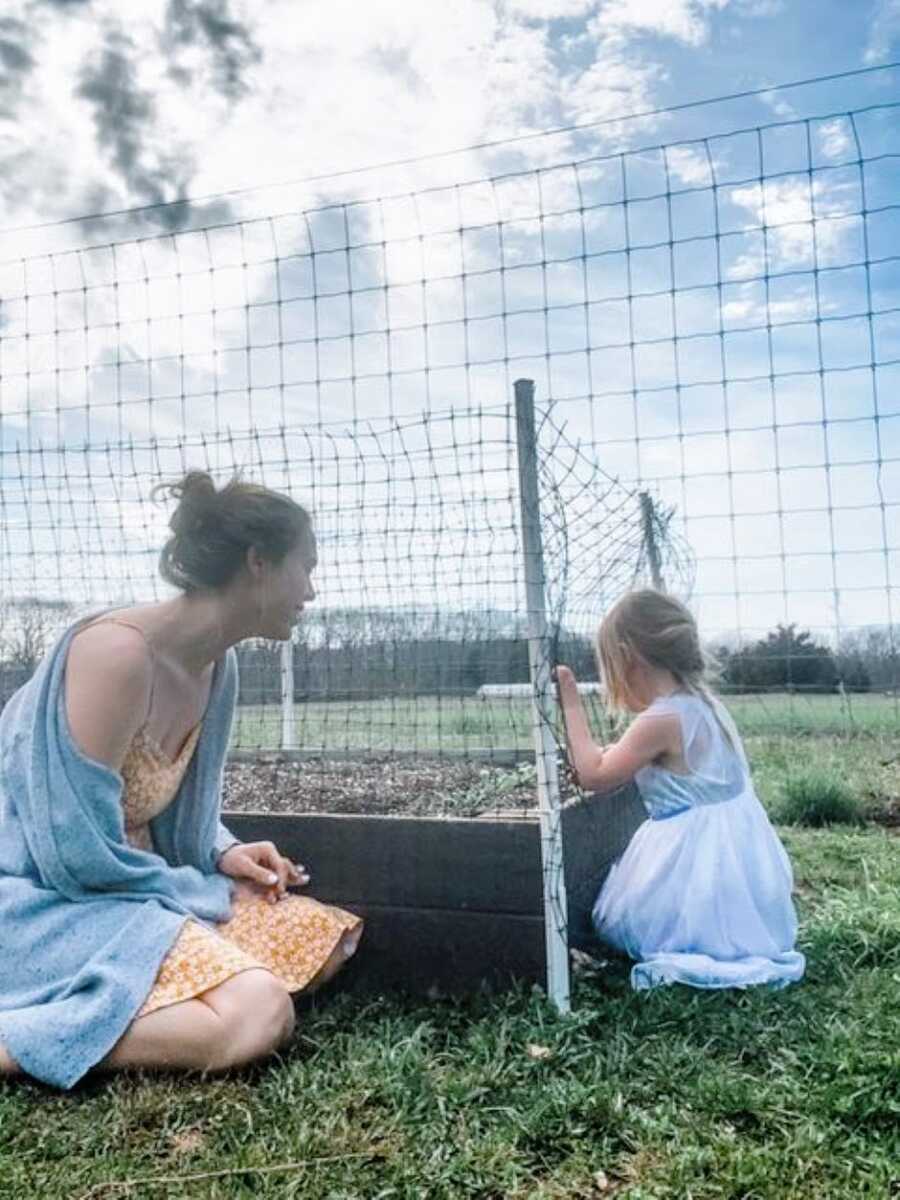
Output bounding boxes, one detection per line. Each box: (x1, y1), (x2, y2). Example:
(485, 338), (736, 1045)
(556, 666), (678, 792)
(556, 666), (605, 786)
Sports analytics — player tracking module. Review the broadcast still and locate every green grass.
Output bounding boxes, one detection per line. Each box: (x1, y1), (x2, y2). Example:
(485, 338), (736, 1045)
(233, 691), (900, 754)
(2, 828), (897, 1199)
(720, 691), (900, 737)
(773, 769), (864, 827)
(233, 695), (537, 753)
(747, 734), (897, 829)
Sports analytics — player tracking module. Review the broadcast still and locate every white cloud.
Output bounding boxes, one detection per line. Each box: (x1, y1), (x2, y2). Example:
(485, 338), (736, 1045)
(559, 0), (736, 145)
(726, 177), (859, 279)
(1, 0), (732, 396)
(504, 0), (599, 16)
(0, 0), (755, 257)
(864, 0), (900, 63)
(665, 143), (717, 186)
(758, 89), (796, 120)
(0, 0), (655, 256)
(817, 118), (852, 161)
(558, 43), (662, 128)
(592, 0), (730, 46)
(720, 292), (817, 324)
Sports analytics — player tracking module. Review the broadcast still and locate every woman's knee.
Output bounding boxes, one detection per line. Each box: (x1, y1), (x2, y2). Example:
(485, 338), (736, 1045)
(232, 970), (295, 1050)
(203, 970), (294, 1069)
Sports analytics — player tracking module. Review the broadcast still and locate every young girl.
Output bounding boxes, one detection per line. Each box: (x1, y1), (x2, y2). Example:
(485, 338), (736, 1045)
(557, 589), (805, 991)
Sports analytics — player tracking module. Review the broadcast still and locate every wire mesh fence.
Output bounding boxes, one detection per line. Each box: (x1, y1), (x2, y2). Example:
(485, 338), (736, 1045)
(0, 393), (669, 810)
(2, 92), (899, 803)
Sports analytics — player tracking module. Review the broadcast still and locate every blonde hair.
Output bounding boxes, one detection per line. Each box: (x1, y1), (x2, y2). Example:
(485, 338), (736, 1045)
(597, 589), (712, 713)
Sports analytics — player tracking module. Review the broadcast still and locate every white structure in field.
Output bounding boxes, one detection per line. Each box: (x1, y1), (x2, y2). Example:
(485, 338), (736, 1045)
(477, 683), (603, 698)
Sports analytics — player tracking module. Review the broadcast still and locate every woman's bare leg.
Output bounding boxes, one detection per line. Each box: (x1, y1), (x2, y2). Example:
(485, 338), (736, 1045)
(2, 926), (360, 1081)
(100, 968), (294, 1074)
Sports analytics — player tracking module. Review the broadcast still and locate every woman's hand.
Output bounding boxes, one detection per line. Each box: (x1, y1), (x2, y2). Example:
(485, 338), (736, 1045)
(218, 842), (309, 904)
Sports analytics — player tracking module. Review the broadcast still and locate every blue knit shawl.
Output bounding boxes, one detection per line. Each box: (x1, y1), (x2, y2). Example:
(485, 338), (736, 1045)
(0, 623), (238, 1088)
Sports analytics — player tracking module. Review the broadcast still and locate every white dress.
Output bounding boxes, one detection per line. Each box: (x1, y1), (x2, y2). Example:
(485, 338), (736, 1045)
(592, 692), (806, 991)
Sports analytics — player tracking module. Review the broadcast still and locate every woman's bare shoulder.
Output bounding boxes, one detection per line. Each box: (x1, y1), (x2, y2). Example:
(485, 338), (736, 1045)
(65, 622), (154, 768)
(68, 619), (153, 675)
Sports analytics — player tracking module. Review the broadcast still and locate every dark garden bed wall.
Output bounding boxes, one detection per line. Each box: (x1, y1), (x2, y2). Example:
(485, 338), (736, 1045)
(225, 784), (646, 996)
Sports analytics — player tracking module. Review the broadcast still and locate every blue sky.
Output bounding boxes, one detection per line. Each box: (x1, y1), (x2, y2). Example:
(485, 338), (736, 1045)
(0, 0), (898, 648)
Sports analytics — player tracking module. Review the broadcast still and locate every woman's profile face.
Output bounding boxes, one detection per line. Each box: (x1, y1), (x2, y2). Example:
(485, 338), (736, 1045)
(254, 538), (317, 641)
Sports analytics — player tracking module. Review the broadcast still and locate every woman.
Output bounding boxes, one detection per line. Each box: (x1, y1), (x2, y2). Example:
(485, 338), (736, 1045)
(0, 472), (362, 1089)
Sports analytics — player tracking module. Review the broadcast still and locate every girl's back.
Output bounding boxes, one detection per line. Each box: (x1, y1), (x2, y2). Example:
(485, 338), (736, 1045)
(593, 690), (806, 991)
(633, 691), (749, 820)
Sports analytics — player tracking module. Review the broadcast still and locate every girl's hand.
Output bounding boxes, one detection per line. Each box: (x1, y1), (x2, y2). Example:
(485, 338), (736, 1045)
(554, 664), (601, 789)
(554, 664), (581, 705)
(218, 841), (309, 904)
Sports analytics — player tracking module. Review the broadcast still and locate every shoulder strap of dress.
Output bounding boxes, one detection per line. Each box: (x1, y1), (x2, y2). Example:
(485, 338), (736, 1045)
(643, 694), (683, 717)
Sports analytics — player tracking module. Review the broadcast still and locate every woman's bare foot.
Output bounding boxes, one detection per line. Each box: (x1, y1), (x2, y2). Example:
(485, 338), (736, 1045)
(0, 1042), (20, 1077)
(304, 922), (364, 994)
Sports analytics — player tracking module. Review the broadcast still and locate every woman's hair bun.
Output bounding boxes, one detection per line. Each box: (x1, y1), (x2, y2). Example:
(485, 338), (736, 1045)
(153, 471), (312, 594)
(159, 471), (219, 539)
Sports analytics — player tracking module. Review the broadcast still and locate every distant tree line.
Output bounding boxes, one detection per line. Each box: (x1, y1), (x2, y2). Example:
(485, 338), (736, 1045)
(712, 623), (895, 694)
(1, 600), (898, 712)
(237, 613), (898, 704)
(234, 607), (598, 705)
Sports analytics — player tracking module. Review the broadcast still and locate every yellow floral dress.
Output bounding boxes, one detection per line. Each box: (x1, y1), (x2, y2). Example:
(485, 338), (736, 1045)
(120, 722), (361, 1018)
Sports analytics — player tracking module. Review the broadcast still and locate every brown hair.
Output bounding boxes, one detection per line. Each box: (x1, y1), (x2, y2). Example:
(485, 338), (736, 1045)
(597, 589), (711, 712)
(153, 471), (313, 593)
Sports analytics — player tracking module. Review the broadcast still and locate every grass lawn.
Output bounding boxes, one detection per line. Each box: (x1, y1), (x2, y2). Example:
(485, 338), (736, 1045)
(1, 827), (897, 1199)
(232, 692), (900, 755)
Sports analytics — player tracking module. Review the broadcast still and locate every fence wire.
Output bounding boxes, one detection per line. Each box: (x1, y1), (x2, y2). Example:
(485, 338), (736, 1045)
(1, 97), (898, 824)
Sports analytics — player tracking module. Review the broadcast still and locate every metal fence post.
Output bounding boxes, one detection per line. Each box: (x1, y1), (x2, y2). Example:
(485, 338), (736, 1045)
(514, 378), (571, 1014)
(639, 491), (665, 591)
(280, 639), (296, 751)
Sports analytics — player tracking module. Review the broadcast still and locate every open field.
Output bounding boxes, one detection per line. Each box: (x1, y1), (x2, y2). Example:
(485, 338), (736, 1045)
(232, 691), (900, 755)
(1, 827), (896, 1199)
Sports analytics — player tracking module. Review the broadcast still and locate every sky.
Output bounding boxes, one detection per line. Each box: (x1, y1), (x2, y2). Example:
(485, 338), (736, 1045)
(0, 0), (899, 651)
